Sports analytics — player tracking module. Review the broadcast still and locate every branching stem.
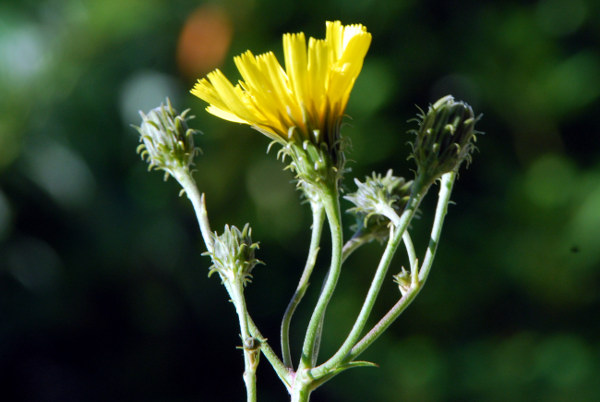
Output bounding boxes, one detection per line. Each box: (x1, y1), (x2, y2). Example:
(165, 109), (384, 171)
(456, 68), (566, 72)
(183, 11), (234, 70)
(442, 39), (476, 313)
(298, 185), (343, 370)
(310, 177), (428, 379)
(346, 172), (456, 362)
(281, 204), (325, 368)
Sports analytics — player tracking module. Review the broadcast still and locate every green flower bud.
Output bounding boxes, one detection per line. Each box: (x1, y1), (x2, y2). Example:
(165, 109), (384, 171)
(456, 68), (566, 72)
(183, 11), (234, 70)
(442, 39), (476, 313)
(205, 224), (262, 286)
(393, 267), (412, 296)
(135, 98), (200, 179)
(276, 126), (347, 198)
(410, 95), (480, 184)
(345, 170), (412, 241)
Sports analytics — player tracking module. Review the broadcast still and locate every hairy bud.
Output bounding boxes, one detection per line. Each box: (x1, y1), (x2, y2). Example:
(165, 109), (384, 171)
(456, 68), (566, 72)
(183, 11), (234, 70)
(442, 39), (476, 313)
(205, 224), (262, 286)
(410, 95), (479, 185)
(135, 98), (200, 179)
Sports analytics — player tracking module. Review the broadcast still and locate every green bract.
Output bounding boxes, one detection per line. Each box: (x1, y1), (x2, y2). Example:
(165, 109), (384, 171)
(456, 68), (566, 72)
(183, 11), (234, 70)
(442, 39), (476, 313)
(275, 126), (348, 201)
(410, 95), (479, 185)
(345, 170), (412, 240)
(206, 224), (262, 286)
(135, 98), (199, 179)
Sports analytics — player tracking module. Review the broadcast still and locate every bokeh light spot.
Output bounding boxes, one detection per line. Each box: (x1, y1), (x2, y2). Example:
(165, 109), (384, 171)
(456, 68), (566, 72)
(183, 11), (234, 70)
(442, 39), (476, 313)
(0, 15), (48, 85)
(567, 174), (600, 264)
(537, 51), (600, 115)
(25, 141), (96, 209)
(534, 334), (593, 388)
(388, 337), (443, 391)
(119, 70), (181, 125)
(348, 59), (395, 117)
(177, 5), (233, 80)
(524, 153), (575, 209)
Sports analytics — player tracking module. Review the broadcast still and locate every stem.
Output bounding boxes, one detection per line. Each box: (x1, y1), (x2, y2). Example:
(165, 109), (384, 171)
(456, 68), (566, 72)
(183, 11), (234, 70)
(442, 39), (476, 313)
(381, 204), (418, 277)
(298, 185), (343, 370)
(248, 316), (293, 391)
(402, 231), (418, 278)
(281, 204), (325, 368)
(291, 385), (312, 402)
(341, 231), (374, 262)
(419, 172), (456, 282)
(347, 284), (420, 360)
(310, 180), (426, 379)
(346, 172), (456, 362)
(172, 170), (214, 252)
(230, 280), (258, 402)
(341, 235), (363, 262)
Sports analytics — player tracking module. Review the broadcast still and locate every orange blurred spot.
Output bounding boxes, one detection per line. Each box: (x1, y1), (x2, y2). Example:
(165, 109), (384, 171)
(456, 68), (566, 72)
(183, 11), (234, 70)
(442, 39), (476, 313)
(177, 6), (233, 80)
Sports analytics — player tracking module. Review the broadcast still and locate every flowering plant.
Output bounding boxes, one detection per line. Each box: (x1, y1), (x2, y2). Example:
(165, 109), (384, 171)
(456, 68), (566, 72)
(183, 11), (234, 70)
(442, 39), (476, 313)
(134, 21), (479, 402)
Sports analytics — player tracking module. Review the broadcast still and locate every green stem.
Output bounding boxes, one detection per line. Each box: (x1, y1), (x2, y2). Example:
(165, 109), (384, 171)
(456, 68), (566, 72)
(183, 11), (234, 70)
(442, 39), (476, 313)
(310, 180), (426, 379)
(381, 204), (418, 277)
(230, 280), (258, 402)
(248, 316), (293, 391)
(346, 172), (456, 362)
(341, 234), (364, 262)
(402, 231), (418, 278)
(298, 185), (343, 370)
(347, 284), (420, 360)
(419, 172), (456, 282)
(281, 204), (325, 368)
(290, 384), (312, 402)
(172, 170), (214, 252)
(341, 230), (378, 262)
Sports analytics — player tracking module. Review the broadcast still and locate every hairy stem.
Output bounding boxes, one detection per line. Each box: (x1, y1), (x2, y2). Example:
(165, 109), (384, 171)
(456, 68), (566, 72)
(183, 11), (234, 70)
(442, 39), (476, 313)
(310, 179), (427, 379)
(248, 316), (293, 391)
(230, 281), (258, 402)
(281, 204), (325, 368)
(298, 185), (343, 370)
(173, 170), (214, 252)
(346, 172), (456, 362)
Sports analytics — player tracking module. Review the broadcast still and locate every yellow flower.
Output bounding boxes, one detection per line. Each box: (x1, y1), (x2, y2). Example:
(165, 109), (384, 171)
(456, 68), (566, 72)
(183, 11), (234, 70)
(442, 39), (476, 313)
(191, 21), (371, 147)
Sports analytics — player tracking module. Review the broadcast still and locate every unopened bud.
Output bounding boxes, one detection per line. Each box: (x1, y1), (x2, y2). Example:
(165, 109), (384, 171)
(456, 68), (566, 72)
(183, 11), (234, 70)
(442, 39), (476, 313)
(135, 98), (200, 179)
(410, 95), (479, 184)
(205, 224), (262, 285)
(345, 170), (412, 241)
(393, 268), (412, 296)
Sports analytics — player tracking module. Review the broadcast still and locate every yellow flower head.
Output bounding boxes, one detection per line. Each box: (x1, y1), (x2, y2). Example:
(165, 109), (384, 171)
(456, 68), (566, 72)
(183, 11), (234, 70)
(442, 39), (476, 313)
(191, 21), (371, 146)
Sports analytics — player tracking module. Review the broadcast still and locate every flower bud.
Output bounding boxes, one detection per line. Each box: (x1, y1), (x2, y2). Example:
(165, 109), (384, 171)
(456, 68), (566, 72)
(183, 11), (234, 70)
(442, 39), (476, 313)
(410, 95), (479, 184)
(276, 126), (347, 198)
(345, 170), (412, 241)
(393, 268), (412, 296)
(205, 224), (262, 285)
(135, 98), (200, 179)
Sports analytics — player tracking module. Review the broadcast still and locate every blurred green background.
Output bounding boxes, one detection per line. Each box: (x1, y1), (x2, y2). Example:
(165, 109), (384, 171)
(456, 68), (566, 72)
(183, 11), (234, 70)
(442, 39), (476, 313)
(1, 0), (599, 401)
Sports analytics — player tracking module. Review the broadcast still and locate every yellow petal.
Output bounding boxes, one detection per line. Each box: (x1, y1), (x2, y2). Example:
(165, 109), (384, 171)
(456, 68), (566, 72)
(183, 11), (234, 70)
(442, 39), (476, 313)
(283, 32), (308, 113)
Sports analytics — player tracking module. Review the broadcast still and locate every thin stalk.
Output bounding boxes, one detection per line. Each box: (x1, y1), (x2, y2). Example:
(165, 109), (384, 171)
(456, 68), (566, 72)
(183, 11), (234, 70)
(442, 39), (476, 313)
(310, 181), (426, 379)
(402, 231), (418, 277)
(230, 281), (258, 402)
(347, 284), (420, 361)
(173, 170), (214, 252)
(281, 204), (325, 368)
(380, 204), (418, 277)
(419, 172), (456, 282)
(346, 172), (456, 362)
(298, 185), (343, 370)
(248, 316), (293, 391)
(222, 282), (292, 390)
(341, 233), (365, 262)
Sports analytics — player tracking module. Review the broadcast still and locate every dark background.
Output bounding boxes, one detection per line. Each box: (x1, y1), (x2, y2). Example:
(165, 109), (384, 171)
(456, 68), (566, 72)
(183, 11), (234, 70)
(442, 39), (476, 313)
(1, 0), (599, 401)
